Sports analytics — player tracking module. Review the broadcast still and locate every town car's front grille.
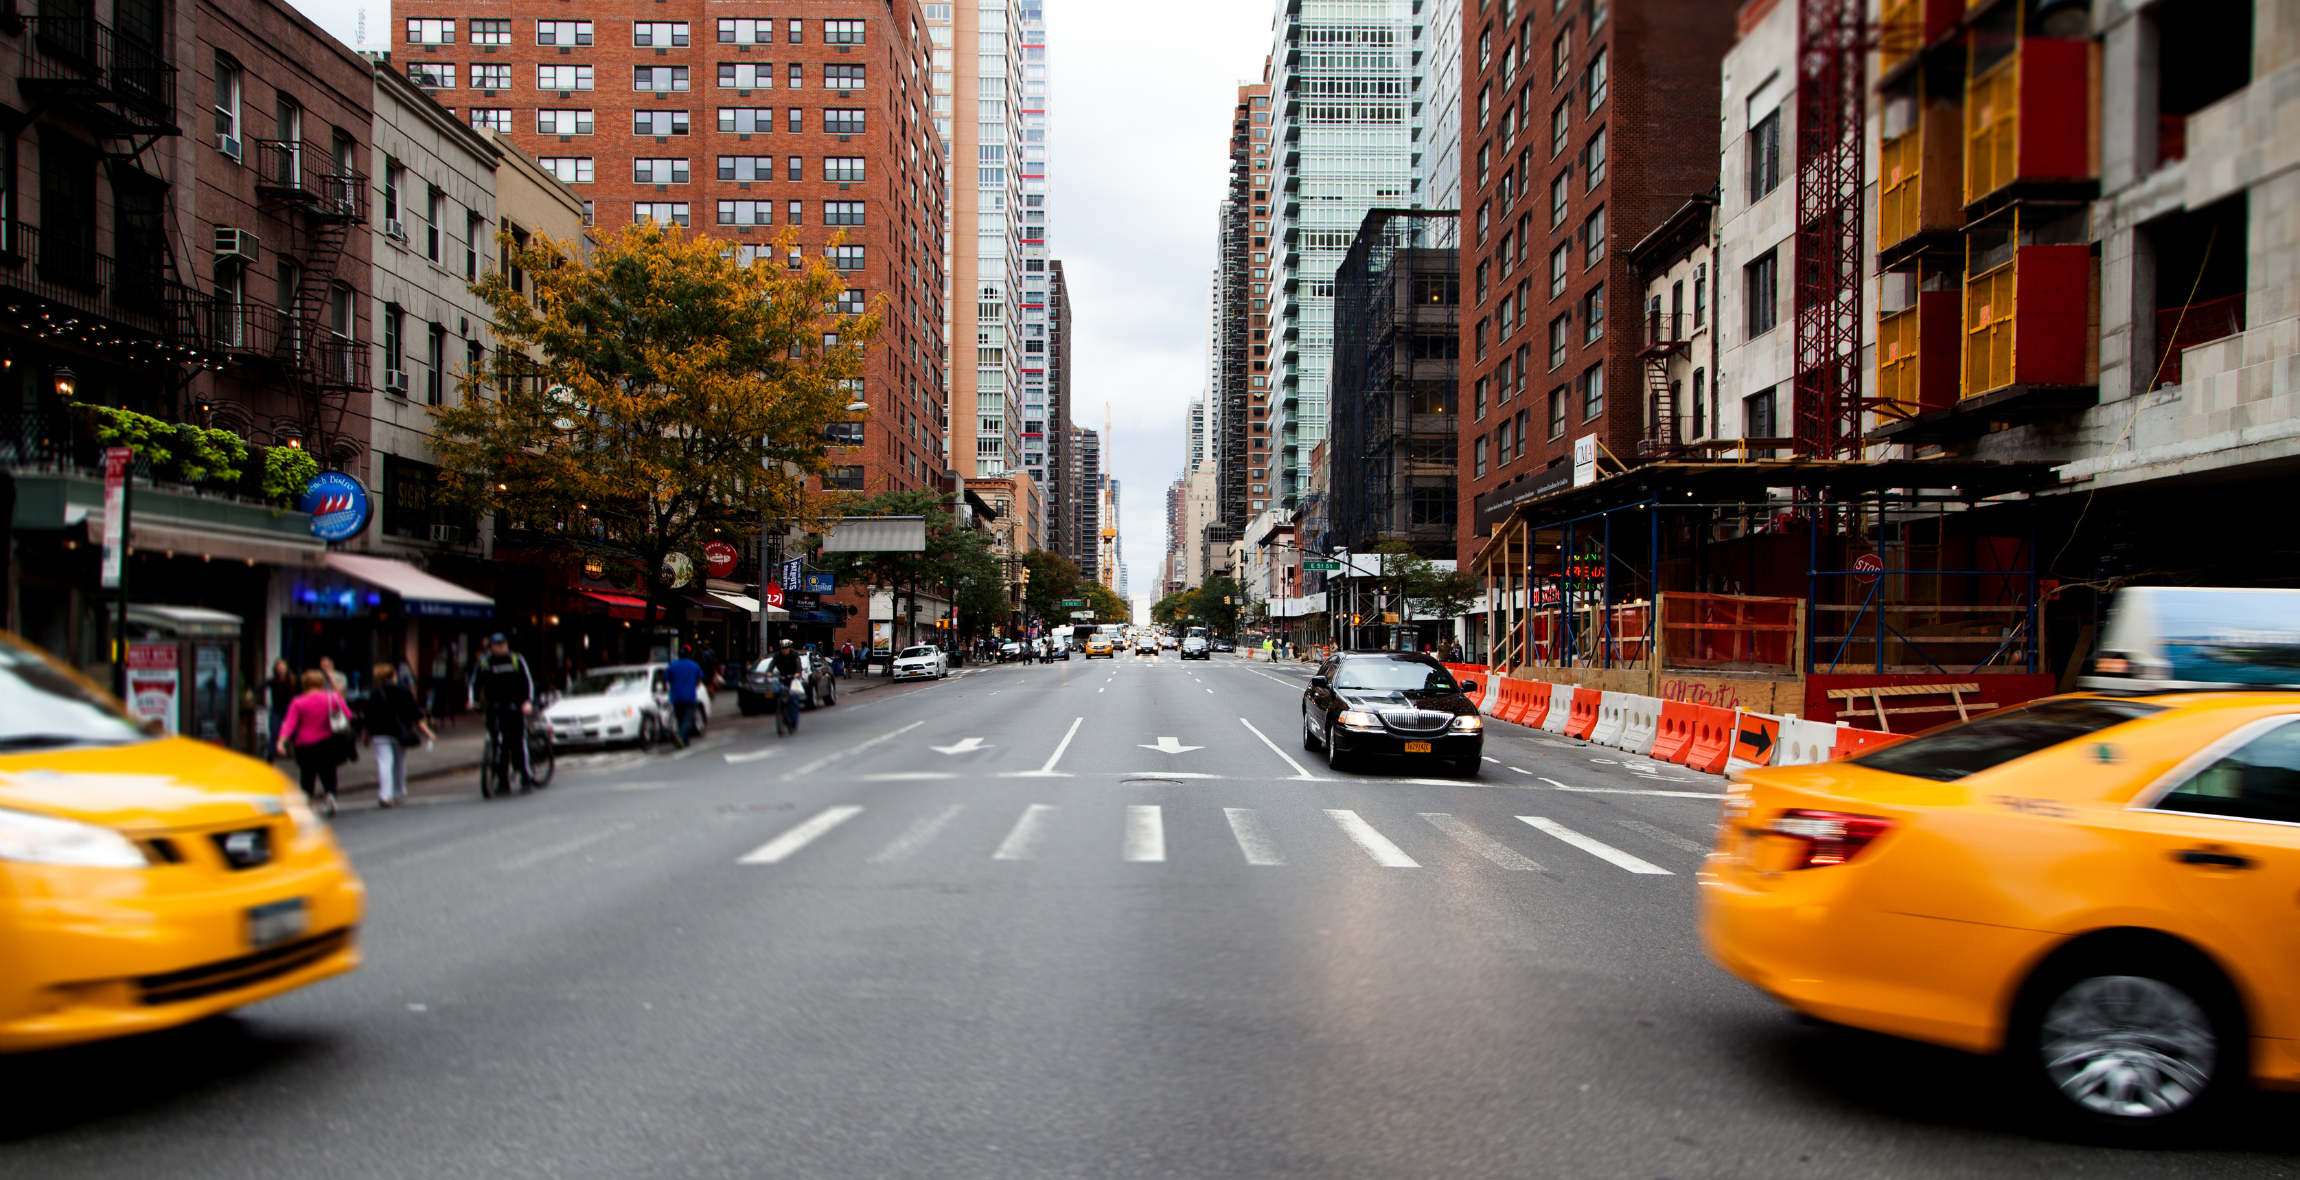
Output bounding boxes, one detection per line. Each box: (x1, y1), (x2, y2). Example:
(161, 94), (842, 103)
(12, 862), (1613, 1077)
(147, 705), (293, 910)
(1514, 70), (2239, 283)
(135, 929), (350, 1006)
(1382, 711), (1453, 734)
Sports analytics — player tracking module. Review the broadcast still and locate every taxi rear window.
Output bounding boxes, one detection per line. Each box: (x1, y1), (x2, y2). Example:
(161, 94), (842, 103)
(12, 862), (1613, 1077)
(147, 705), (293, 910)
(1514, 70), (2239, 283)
(1851, 699), (2167, 783)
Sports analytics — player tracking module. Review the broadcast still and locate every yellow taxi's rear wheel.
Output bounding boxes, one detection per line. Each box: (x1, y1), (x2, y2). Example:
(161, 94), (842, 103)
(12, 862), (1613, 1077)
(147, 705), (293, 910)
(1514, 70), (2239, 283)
(2015, 944), (2244, 1140)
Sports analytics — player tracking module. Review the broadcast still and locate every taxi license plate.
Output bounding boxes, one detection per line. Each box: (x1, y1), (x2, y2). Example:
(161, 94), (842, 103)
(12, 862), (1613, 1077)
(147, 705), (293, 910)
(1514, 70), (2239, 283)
(247, 898), (308, 949)
(1403, 741), (1432, 753)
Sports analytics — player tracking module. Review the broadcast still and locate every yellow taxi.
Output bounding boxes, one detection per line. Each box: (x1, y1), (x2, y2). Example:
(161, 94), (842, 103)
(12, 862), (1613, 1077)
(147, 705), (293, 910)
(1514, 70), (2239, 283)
(1084, 634), (1114, 659)
(0, 630), (364, 1051)
(1702, 691), (2300, 1137)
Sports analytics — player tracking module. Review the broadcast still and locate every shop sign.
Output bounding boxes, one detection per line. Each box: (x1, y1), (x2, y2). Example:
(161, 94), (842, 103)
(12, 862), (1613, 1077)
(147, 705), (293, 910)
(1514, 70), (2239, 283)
(100, 446), (130, 589)
(662, 551), (694, 588)
(702, 541), (739, 578)
(805, 573), (835, 595)
(126, 642), (179, 734)
(301, 472), (372, 542)
(762, 581), (785, 608)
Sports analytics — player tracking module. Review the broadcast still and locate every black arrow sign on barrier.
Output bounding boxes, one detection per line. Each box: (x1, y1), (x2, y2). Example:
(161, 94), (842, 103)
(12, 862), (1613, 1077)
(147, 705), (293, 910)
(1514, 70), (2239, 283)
(1739, 726), (1773, 756)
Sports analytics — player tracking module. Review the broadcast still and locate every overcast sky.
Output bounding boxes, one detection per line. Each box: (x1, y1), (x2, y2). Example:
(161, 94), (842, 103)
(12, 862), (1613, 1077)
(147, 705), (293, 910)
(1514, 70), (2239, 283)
(290, 0), (1274, 620)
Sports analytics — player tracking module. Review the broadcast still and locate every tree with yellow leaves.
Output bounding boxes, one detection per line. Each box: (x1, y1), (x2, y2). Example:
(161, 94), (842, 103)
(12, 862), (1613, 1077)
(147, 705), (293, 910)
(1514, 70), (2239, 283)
(433, 222), (880, 625)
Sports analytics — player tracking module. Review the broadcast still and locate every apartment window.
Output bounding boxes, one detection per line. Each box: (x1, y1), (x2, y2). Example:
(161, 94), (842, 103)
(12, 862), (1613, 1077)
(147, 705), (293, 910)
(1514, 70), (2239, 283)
(427, 324), (447, 406)
(382, 304), (404, 376)
(1745, 387), (1777, 439)
(1497, 293), (1514, 335)
(537, 108), (592, 135)
(719, 107), (773, 133)
(1581, 284), (1604, 343)
(536, 21), (592, 46)
(1550, 103), (1569, 157)
(581, 201), (594, 227)
(1549, 244), (1568, 298)
(538, 65), (593, 91)
(1691, 368), (1707, 437)
(836, 288), (867, 315)
(634, 22), (689, 47)
(1583, 126), (1606, 188)
(1477, 202), (1489, 242)
(825, 63), (865, 89)
(1693, 264), (1707, 327)
(466, 340), (483, 393)
(718, 199), (773, 225)
(831, 244), (864, 271)
(1474, 376), (1489, 420)
(1749, 109), (1782, 199)
(1496, 355), (1513, 402)
(471, 64), (510, 90)
(788, 63), (805, 89)
(1478, 84), (1491, 127)
(632, 110), (687, 136)
(825, 108), (867, 135)
(636, 66), (689, 92)
(824, 19), (865, 44)
(1474, 260), (1490, 304)
(1474, 317), (1488, 362)
(537, 157), (592, 183)
(634, 202), (691, 227)
(1479, 28), (1492, 66)
(1580, 362), (1604, 420)
(1747, 250), (1779, 336)
(1519, 407), (1536, 453)
(1549, 171), (1569, 228)
(1585, 49), (1607, 112)
(718, 155), (774, 181)
(787, 156), (803, 180)
(1477, 144), (1490, 187)
(469, 108), (512, 132)
(1551, 25), (1572, 87)
(465, 213), (483, 280)
(382, 162), (402, 223)
(1670, 280), (1685, 339)
(788, 18), (805, 43)
(213, 55), (241, 145)
(1548, 315), (1568, 369)
(824, 156), (865, 182)
(823, 200), (864, 225)
(470, 19), (509, 45)
(407, 62), (453, 89)
(1474, 435), (1489, 477)
(1546, 389), (1564, 439)
(633, 158), (689, 185)
(792, 108), (808, 134)
(1515, 344), (1532, 395)
(405, 18), (453, 44)
(719, 18), (773, 45)
(718, 63), (771, 90)
(1581, 205), (1605, 267)
(425, 187), (443, 261)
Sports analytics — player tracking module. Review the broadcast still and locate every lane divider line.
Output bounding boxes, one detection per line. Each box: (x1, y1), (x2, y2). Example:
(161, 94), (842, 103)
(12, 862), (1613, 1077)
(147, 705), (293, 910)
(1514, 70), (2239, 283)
(868, 804), (964, 863)
(1224, 807), (1286, 865)
(1124, 804), (1166, 863)
(1009, 716), (1083, 777)
(1240, 716), (1320, 780)
(1421, 812), (1542, 871)
(777, 721), (924, 781)
(1517, 816), (1673, 875)
(993, 803), (1057, 860)
(739, 805), (863, 865)
(1538, 776), (1723, 801)
(1326, 809), (1420, 867)
(1614, 819), (1712, 855)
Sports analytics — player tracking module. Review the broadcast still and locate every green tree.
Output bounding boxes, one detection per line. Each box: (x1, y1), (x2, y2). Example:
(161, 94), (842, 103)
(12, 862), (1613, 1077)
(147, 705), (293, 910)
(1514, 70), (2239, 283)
(432, 222), (877, 623)
(1021, 549), (1086, 624)
(1081, 581), (1130, 623)
(1150, 587), (1199, 626)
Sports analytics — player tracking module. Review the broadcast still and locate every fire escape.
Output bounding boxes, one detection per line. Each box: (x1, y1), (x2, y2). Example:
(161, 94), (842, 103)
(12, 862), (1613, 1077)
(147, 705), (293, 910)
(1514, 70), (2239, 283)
(1636, 305), (1689, 454)
(1790, 0), (1872, 457)
(248, 137), (369, 465)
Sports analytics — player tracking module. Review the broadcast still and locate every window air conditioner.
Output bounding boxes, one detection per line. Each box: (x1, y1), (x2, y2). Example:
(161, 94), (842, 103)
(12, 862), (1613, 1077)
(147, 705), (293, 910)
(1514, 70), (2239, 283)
(217, 134), (242, 161)
(212, 227), (260, 263)
(384, 219), (409, 242)
(383, 369), (410, 393)
(428, 524), (462, 544)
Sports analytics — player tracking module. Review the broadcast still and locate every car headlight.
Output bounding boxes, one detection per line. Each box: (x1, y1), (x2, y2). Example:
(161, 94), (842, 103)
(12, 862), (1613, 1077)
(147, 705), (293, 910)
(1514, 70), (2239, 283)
(1336, 710), (1385, 731)
(1450, 715), (1483, 732)
(0, 806), (148, 868)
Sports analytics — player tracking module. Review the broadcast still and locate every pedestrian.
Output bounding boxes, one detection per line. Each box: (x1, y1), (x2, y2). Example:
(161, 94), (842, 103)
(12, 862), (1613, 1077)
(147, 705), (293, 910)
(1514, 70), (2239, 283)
(261, 659), (296, 762)
(362, 663), (434, 808)
(665, 645), (705, 747)
(833, 641), (850, 680)
(696, 643), (718, 691)
(276, 670), (353, 817)
(317, 655), (348, 694)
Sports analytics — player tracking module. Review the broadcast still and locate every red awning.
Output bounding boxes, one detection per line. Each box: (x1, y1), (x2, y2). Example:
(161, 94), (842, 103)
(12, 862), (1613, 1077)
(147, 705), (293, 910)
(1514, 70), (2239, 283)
(576, 590), (650, 620)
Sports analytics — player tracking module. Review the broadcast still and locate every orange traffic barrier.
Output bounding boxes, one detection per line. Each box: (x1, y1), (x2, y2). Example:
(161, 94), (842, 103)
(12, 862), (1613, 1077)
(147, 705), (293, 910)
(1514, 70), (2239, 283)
(1831, 725), (1906, 760)
(1682, 704), (1737, 773)
(1651, 701), (1698, 763)
(1563, 687), (1600, 740)
(1494, 679), (1530, 725)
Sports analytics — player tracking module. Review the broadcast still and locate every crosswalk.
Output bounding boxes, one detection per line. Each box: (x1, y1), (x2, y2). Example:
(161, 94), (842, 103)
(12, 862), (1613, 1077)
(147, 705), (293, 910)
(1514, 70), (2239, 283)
(734, 801), (1710, 876)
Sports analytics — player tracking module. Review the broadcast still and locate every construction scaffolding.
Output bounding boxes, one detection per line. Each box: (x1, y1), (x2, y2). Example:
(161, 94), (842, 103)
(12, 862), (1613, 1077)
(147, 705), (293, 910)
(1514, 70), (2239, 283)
(1327, 209), (1460, 558)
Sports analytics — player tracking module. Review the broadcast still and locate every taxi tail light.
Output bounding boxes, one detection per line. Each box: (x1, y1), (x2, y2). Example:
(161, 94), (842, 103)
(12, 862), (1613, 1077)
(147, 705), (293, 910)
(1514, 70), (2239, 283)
(1770, 809), (1894, 869)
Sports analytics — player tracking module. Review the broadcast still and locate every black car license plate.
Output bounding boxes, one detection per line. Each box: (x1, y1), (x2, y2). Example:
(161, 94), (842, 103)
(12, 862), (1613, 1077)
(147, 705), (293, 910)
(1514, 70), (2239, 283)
(1403, 741), (1432, 753)
(247, 898), (309, 949)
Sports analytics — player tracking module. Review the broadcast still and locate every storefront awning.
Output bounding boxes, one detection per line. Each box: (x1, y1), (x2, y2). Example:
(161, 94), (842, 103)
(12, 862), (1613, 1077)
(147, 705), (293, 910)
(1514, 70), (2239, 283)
(703, 591), (787, 620)
(576, 590), (650, 620)
(322, 554), (495, 618)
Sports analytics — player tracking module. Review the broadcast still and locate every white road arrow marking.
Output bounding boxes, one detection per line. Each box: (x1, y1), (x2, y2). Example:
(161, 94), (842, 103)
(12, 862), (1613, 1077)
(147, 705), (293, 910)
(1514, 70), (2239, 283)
(1138, 736), (1204, 754)
(929, 736), (990, 755)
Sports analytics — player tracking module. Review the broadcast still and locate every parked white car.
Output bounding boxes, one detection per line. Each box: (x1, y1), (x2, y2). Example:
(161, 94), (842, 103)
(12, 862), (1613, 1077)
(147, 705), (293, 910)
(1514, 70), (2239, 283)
(892, 644), (949, 681)
(543, 664), (709, 749)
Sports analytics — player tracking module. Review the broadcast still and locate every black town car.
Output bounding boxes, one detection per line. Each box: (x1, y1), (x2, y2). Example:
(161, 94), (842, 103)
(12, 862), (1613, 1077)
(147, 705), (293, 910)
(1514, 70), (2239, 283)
(1302, 652), (1484, 775)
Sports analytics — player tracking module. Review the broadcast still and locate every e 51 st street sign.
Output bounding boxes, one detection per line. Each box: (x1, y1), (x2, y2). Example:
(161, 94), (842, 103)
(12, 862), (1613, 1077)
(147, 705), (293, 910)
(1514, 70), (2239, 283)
(1302, 560), (1341, 571)
(1061, 599), (1084, 607)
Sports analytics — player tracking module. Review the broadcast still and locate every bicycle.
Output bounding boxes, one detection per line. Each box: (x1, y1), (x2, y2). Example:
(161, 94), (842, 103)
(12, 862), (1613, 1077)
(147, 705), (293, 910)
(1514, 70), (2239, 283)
(772, 674), (801, 738)
(480, 711), (557, 799)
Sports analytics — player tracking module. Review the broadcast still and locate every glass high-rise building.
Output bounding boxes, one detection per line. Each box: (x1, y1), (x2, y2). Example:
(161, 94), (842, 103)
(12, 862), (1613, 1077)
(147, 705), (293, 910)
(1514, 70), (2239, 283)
(1268, 0), (1414, 507)
(930, 0), (1028, 480)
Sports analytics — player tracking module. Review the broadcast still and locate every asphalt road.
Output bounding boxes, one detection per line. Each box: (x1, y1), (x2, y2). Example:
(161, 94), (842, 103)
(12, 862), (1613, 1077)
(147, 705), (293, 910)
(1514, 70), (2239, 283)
(4, 652), (2297, 1178)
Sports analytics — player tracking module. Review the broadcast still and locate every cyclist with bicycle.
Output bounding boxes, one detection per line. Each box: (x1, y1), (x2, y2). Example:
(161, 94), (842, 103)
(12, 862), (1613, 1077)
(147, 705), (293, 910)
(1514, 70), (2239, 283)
(468, 632), (538, 791)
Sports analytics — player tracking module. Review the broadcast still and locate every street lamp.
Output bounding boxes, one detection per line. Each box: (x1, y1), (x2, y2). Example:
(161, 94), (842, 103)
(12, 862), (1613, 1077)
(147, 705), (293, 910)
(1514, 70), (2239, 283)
(50, 366), (76, 400)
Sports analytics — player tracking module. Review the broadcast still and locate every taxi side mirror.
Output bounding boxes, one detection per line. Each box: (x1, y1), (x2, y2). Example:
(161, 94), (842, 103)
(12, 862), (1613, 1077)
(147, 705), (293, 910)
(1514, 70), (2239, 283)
(1309, 675), (1328, 690)
(1460, 679), (1480, 694)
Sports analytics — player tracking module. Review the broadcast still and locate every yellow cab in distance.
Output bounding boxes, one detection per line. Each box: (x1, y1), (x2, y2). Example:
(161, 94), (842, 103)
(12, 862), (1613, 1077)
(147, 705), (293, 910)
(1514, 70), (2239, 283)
(1084, 633), (1114, 659)
(0, 630), (364, 1052)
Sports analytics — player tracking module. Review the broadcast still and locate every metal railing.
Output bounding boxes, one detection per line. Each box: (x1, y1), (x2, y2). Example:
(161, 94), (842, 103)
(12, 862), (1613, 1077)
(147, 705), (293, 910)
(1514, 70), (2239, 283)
(251, 140), (369, 220)
(23, 14), (177, 122)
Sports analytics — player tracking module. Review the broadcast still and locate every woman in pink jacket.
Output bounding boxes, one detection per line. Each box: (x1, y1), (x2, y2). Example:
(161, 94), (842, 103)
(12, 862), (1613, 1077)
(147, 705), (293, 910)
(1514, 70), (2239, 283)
(275, 669), (352, 817)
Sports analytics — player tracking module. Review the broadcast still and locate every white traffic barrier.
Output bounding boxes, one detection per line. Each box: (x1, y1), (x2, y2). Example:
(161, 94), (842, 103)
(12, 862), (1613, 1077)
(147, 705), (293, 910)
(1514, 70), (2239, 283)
(1775, 716), (1841, 767)
(1540, 682), (1572, 732)
(1620, 694), (1660, 755)
(1481, 675), (1503, 715)
(1590, 691), (1627, 747)
(1721, 711), (1786, 777)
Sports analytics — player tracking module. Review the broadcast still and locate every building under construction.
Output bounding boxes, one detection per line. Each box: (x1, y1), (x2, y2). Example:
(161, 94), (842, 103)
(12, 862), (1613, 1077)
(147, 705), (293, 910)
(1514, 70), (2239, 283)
(1327, 210), (1461, 558)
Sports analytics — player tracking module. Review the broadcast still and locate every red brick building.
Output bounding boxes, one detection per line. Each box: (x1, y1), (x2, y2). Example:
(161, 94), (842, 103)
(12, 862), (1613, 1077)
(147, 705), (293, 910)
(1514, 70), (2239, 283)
(1454, 0), (1734, 564)
(387, 0), (949, 502)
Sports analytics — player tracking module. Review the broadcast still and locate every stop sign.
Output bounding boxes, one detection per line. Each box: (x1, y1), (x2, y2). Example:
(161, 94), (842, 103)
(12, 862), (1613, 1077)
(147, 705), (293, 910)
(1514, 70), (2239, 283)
(1853, 553), (1884, 585)
(702, 541), (738, 578)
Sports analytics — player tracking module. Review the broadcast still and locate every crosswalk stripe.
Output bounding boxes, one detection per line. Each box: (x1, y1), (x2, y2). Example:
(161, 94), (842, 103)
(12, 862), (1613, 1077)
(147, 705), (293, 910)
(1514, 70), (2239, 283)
(1614, 819), (1711, 856)
(1326, 809), (1420, 868)
(738, 806), (863, 864)
(868, 804), (964, 863)
(1224, 807), (1285, 865)
(1124, 804), (1166, 862)
(1420, 813), (1540, 871)
(1517, 816), (1673, 874)
(993, 803), (1057, 861)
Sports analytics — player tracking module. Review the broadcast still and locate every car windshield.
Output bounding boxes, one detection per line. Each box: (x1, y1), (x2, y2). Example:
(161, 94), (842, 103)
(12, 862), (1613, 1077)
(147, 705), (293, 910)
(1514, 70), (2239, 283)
(1852, 698), (2168, 782)
(567, 670), (653, 697)
(898, 647), (936, 659)
(1330, 659), (1459, 695)
(0, 633), (149, 750)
